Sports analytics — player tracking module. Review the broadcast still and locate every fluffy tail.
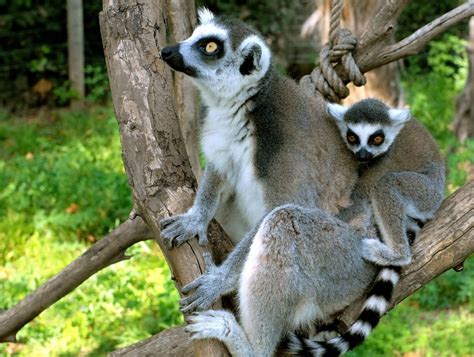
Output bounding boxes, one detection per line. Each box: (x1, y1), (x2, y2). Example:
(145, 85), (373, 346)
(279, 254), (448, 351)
(286, 266), (401, 356)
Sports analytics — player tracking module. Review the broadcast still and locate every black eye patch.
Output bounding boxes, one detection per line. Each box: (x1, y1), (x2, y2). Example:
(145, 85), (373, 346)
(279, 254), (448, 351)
(346, 129), (360, 145)
(368, 130), (385, 146)
(194, 37), (224, 59)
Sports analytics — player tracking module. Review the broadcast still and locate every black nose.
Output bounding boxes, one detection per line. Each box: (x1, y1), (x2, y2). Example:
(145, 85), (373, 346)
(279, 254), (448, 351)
(355, 148), (373, 162)
(160, 46), (174, 60)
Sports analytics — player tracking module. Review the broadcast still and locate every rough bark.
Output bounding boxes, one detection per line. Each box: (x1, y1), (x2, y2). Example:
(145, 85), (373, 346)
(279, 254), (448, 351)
(0, 217), (152, 342)
(99, 1), (230, 356)
(453, 16), (474, 143)
(106, 182), (474, 356)
(168, 0), (202, 180)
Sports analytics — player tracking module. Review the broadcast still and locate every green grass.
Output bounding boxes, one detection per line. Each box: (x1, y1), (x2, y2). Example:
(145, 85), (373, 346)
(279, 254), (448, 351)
(0, 107), (182, 356)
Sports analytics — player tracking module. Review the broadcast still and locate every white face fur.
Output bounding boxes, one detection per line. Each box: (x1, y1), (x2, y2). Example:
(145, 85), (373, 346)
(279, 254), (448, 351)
(327, 102), (411, 162)
(170, 8), (271, 105)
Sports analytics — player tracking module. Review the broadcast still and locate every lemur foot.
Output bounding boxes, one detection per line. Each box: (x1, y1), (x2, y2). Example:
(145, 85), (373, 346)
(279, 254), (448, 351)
(160, 212), (208, 249)
(180, 252), (226, 314)
(362, 238), (412, 266)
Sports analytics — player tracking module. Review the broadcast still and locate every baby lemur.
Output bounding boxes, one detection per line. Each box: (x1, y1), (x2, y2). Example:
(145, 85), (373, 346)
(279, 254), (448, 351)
(160, 9), (444, 357)
(283, 99), (445, 355)
(327, 99), (445, 267)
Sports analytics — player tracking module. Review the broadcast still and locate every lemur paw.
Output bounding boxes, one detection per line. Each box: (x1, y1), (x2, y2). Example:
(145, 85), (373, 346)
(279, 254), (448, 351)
(180, 253), (225, 314)
(160, 212), (208, 249)
(362, 238), (412, 267)
(185, 310), (236, 341)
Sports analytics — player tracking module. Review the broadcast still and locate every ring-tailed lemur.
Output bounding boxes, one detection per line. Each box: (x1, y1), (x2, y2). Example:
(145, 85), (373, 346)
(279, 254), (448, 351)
(327, 98), (445, 267)
(283, 99), (445, 355)
(159, 7), (359, 298)
(159, 9), (443, 357)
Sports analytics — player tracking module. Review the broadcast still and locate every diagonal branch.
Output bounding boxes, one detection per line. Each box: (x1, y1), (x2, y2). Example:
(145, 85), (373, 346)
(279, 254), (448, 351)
(336, 181), (474, 329)
(360, 1), (474, 72)
(305, 1), (474, 95)
(0, 216), (153, 343)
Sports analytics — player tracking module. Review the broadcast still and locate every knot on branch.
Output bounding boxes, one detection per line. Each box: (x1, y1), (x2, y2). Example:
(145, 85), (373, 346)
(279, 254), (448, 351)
(310, 28), (366, 102)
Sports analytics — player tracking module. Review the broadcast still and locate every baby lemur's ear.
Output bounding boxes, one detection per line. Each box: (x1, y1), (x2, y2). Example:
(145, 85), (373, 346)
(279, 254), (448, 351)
(388, 108), (411, 126)
(239, 35), (271, 76)
(327, 103), (347, 122)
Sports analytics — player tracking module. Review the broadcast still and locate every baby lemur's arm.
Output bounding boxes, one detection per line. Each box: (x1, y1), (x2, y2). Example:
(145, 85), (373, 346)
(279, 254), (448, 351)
(160, 165), (224, 248)
(363, 169), (444, 266)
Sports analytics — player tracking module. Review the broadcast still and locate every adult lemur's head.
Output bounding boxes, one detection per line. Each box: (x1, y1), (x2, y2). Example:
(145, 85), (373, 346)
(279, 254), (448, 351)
(327, 98), (411, 163)
(160, 8), (272, 101)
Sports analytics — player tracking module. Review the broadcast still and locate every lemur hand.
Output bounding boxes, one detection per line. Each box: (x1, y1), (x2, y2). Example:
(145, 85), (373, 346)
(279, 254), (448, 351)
(179, 252), (227, 314)
(160, 211), (209, 249)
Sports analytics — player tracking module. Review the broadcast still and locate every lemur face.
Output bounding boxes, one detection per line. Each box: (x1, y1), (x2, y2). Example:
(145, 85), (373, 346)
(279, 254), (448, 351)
(160, 8), (271, 101)
(327, 99), (411, 163)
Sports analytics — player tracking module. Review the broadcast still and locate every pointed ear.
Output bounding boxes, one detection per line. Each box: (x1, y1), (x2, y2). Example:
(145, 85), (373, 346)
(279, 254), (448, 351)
(327, 103), (347, 122)
(239, 35), (271, 76)
(388, 108), (411, 126)
(197, 7), (215, 24)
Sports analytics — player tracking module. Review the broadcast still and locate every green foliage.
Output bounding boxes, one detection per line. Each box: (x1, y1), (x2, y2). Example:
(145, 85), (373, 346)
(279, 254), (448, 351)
(0, 1), (106, 107)
(401, 34), (472, 193)
(0, 107), (132, 263)
(0, 106), (182, 356)
(349, 298), (474, 356)
(85, 64), (111, 103)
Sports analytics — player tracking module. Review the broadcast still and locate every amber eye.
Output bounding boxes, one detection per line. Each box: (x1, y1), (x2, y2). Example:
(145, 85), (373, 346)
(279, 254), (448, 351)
(372, 135), (384, 145)
(347, 135), (357, 144)
(205, 41), (218, 54)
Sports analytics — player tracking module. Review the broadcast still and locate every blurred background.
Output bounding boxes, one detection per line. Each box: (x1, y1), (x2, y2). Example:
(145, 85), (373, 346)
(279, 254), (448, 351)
(0, 0), (473, 356)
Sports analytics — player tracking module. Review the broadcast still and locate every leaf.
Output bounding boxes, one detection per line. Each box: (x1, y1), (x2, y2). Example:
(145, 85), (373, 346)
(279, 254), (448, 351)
(65, 203), (79, 214)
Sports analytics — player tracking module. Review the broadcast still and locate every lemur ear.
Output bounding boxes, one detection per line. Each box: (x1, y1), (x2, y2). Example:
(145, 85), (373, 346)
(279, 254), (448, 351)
(239, 36), (271, 76)
(388, 108), (411, 125)
(197, 7), (215, 24)
(327, 103), (347, 122)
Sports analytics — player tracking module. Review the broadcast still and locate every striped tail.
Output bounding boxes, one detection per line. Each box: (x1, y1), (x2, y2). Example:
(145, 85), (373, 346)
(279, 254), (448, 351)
(286, 266), (401, 356)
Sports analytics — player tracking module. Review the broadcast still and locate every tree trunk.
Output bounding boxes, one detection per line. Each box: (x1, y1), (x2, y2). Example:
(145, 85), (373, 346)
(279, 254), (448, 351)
(453, 16), (474, 143)
(67, 0), (85, 108)
(168, 0), (202, 180)
(99, 1), (230, 355)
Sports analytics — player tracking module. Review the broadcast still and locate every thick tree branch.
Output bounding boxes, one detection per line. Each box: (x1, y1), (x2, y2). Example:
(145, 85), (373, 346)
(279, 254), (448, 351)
(0, 217), (152, 343)
(109, 183), (474, 356)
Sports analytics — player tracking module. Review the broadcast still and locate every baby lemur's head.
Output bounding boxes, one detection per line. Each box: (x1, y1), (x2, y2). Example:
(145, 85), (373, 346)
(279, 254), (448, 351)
(327, 98), (411, 163)
(160, 8), (272, 102)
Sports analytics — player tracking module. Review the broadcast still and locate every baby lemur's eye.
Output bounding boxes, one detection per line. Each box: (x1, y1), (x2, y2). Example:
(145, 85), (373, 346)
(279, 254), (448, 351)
(372, 135), (384, 145)
(205, 41), (218, 54)
(346, 131), (359, 145)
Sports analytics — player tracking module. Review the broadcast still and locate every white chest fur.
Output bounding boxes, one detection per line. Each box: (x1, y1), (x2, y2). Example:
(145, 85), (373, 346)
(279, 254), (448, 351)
(201, 106), (267, 229)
